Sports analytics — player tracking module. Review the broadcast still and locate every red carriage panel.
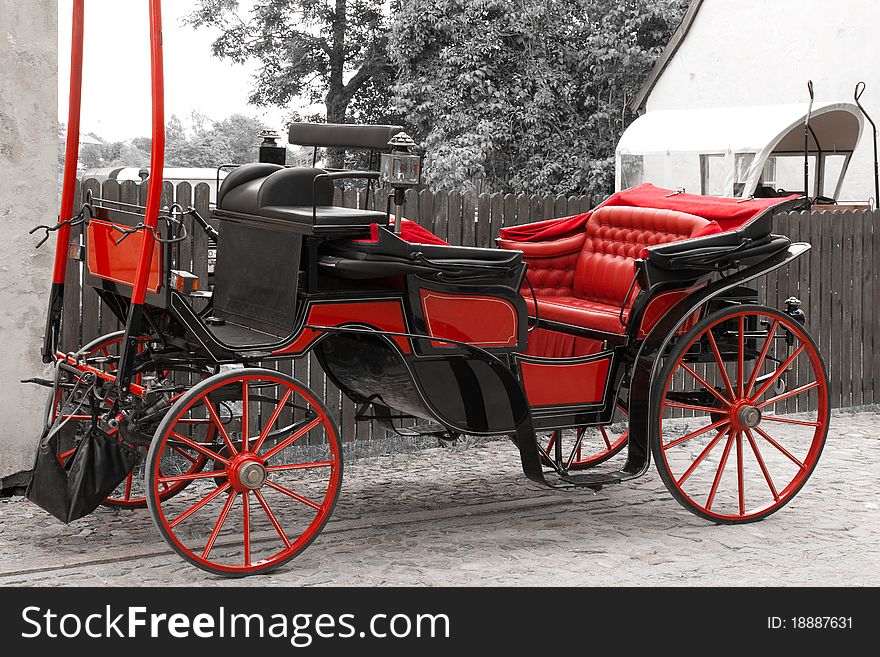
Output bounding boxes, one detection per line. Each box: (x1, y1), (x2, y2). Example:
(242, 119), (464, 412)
(273, 300), (412, 355)
(636, 285), (707, 338)
(86, 218), (163, 294)
(419, 289), (519, 348)
(524, 327), (603, 358)
(519, 356), (611, 407)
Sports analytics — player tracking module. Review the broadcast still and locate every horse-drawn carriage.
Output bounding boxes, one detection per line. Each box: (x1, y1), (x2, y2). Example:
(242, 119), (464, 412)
(25, 0), (829, 576)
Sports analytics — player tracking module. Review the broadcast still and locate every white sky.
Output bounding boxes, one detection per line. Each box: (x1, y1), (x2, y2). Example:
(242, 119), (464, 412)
(58, 0), (301, 142)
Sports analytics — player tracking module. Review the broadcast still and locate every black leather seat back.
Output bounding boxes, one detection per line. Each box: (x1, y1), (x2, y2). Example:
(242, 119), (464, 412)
(289, 123), (403, 150)
(218, 166), (333, 217)
(217, 163), (283, 207)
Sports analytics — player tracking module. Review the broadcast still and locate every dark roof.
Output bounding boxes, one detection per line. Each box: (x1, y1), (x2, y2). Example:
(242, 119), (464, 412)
(630, 0), (705, 113)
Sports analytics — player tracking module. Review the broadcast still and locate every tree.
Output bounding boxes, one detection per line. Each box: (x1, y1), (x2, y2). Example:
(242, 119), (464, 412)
(390, 0), (688, 197)
(65, 113), (269, 174)
(77, 134), (151, 170)
(164, 112), (268, 167)
(187, 0), (395, 167)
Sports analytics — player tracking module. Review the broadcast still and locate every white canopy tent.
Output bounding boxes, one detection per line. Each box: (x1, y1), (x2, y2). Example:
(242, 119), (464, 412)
(616, 102), (864, 199)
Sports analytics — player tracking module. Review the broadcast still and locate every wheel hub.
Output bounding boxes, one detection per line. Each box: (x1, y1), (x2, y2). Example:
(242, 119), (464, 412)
(733, 403), (762, 429)
(228, 454), (267, 491)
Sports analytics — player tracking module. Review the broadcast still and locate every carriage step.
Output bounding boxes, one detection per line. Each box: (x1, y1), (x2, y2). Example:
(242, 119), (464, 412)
(560, 471), (623, 491)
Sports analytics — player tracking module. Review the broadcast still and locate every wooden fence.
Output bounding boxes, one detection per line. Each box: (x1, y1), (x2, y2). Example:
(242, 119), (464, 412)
(59, 179), (879, 442)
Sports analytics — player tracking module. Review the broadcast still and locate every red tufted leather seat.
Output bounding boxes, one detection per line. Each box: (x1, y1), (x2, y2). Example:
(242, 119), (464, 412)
(501, 205), (717, 337)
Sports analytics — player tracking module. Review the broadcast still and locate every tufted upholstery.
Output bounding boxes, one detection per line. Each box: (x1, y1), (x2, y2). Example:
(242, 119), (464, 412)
(501, 205), (715, 340)
(511, 233), (585, 298)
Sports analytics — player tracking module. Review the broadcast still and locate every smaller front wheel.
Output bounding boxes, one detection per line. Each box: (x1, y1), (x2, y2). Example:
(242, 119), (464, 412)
(652, 305), (829, 524)
(146, 368), (343, 576)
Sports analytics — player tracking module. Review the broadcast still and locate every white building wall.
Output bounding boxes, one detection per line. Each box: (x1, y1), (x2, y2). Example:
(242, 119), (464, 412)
(0, 1), (57, 485)
(645, 0), (879, 203)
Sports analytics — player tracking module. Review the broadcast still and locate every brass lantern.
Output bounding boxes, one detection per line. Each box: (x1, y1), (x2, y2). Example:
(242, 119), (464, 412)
(380, 132), (421, 233)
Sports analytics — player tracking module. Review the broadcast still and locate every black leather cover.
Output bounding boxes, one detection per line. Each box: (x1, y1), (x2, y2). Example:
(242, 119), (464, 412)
(27, 425), (142, 523)
(289, 122), (403, 150)
(212, 216), (302, 335)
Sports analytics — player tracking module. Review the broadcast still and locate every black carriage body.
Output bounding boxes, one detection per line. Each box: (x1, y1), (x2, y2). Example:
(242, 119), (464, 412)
(44, 0), (831, 575)
(76, 157), (809, 449)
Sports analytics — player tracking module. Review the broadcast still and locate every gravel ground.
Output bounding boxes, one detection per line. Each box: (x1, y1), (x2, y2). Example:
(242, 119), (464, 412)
(0, 407), (877, 587)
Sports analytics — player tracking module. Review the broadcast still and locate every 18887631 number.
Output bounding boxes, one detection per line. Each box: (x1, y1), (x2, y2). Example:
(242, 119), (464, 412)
(768, 617), (853, 630)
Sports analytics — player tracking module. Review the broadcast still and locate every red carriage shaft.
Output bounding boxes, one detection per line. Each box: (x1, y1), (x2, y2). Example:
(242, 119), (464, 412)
(52, 0), (166, 385)
(132, 0), (166, 306)
(53, 0), (84, 285)
(54, 1), (165, 298)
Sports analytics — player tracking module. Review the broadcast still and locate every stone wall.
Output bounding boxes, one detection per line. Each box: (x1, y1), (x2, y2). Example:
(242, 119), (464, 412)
(0, 1), (57, 487)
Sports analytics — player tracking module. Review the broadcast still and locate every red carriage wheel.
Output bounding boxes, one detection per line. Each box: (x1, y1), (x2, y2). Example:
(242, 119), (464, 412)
(50, 331), (209, 508)
(652, 305), (829, 523)
(146, 368), (343, 576)
(541, 401), (629, 471)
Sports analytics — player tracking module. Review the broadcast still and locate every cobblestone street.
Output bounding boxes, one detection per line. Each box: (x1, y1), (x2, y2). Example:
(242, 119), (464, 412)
(0, 407), (877, 587)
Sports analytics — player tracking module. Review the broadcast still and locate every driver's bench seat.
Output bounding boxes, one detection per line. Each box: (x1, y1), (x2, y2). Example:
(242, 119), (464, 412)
(215, 163), (388, 229)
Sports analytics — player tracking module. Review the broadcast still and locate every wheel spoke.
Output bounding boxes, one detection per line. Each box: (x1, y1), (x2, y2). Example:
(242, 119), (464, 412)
(241, 381), (249, 453)
(745, 428), (779, 502)
(254, 489), (291, 549)
(676, 427), (729, 486)
(266, 461), (333, 472)
(242, 492), (251, 567)
(58, 447), (77, 465)
(545, 431), (556, 454)
(758, 381), (819, 409)
(737, 316), (745, 397)
(753, 426), (806, 470)
(169, 482), (231, 529)
(664, 401), (723, 415)
(762, 416), (820, 427)
(706, 432), (735, 511)
(123, 473), (133, 501)
(735, 431), (745, 516)
(170, 444), (199, 464)
(171, 431), (229, 465)
(679, 363), (731, 407)
(252, 388), (292, 454)
(565, 429), (588, 470)
(750, 344), (806, 402)
(158, 469), (227, 484)
(745, 319), (779, 397)
(705, 329), (735, 400)
(265, 480), (322, 511)
(202, 490), (238, 560)
(261, 417), (322, 461)
(204, 400), (238, 456)
(663, 416), (730, 451)
(599, 426), (612, 450)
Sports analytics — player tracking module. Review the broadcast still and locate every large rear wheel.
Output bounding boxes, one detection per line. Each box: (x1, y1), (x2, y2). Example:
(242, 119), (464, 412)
(652, 305), (829, 523)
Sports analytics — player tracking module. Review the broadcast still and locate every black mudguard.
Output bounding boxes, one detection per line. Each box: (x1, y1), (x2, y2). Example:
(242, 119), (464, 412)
(310, 324), (545, 481)
(623, 243), (811, 477)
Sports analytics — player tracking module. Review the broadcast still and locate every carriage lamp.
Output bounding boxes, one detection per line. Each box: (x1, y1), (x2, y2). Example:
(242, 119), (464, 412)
(380, 132), (421, 234)
(258, 130), (287, 165)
